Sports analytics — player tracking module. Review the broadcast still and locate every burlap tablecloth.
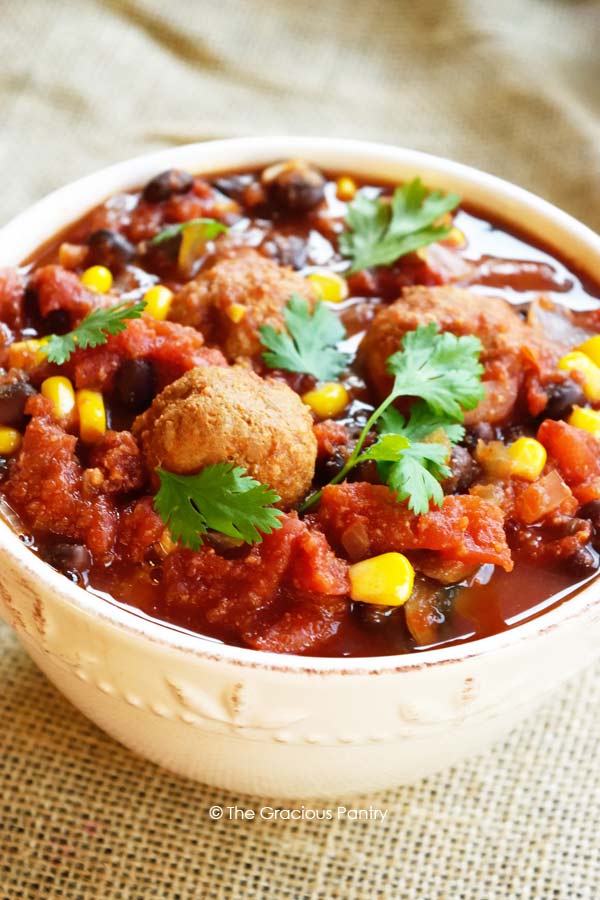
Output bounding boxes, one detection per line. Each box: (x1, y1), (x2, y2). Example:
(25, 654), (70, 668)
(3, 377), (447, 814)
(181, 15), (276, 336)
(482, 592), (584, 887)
(1, 2), (599, 897)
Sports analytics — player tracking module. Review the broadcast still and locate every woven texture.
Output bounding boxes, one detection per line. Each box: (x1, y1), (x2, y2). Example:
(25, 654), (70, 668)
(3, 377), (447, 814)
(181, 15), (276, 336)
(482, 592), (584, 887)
(1, 1), (599, 897)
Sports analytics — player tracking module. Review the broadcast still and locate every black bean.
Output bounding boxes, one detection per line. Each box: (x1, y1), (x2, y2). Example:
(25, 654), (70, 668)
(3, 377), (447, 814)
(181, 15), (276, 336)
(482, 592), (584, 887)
(462, 422), (495, 451)
(543, 378), (586, 420)
(442, 445), (478, 494)
(315, 449), (346, 484)
(45, 542), (92, 580)
(42, 308), (71, 335)
(213, 175), (253, 202)
(115, 359), (156, 412)
(262, 234), (308, 270)
(566, 546), (599, 576)
(142, 169), (194, 204)
(579, 500), (600, 526)
(262, 160), (325, 213)
(87, 229), (135, 271)
(0, 381), (36, 427)
(353, 602), (402, 629)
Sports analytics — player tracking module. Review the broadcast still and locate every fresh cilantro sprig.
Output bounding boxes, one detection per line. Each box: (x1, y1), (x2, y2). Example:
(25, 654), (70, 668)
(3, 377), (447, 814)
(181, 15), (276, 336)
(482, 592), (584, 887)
(300, 323), (484, 514)
(154, 463), (284, 552)
(40, 300), (147, 365)
(149, 217), (229, 277)
(259, 294), (348, 381)
(148, 217), (228, 246)
(339, 178), (460, 273)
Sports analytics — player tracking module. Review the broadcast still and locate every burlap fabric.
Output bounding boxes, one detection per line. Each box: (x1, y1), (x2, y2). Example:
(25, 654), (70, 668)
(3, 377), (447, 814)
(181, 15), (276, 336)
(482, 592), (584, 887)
(1, 1), (599, 897)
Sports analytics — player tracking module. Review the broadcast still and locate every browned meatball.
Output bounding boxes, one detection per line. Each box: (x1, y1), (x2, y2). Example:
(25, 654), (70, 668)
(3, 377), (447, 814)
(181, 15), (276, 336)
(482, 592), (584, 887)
(133, 365), (317, 507)
(358, 285), (560, 424)
(169, 248), (316, 361)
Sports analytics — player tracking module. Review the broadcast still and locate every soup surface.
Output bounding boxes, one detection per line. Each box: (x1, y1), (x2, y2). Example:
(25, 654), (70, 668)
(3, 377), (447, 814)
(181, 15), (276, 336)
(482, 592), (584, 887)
(1, 160), (600, 656)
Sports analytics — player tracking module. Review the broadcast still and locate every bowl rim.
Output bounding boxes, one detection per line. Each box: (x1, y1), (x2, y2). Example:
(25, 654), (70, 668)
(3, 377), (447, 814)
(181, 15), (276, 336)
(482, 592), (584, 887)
(2, 135), (600, 676)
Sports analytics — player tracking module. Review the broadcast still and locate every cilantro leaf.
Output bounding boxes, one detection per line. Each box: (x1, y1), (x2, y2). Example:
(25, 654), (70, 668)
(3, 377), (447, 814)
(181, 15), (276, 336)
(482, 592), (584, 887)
(339, 178), (460, 273)
(149, 217), (228, 246)
(358, 434), (451, 515)
(154, 463), (284, 552)
(41, 299), (147, 365)
(379, 402), (465, 445)
(299, 323), (483, 515)
(387, 450), (448, 515)
(149, 217), (229, 277)
(386, 323), (484, 419)
(259, 294), (348, 380)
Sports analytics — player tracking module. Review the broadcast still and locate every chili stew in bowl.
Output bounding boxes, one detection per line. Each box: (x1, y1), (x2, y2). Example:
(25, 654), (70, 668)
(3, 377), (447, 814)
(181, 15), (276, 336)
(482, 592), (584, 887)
(1, 158), (600, 658)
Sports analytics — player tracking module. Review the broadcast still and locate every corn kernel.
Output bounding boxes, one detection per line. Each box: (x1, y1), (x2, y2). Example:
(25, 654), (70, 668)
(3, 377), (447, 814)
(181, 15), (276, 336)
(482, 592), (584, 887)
(76, 389), (106, 443)
(336, 176), (357, 201)
(507, 437), (547, 481)
(349, 552), (415, 607)
(577, 335), (600, 368)
(0, 426), (22, 457)
(143, 284), (173, 320)
(568, 405), (600, 437)
(445, 227), (466, 247)
(558, 351), (600, 402)
(307, 271), (349, 304)
(81, 265), (113, 294)
(302, 382), (349, 418)
(8, 338), (49, 370)
(226, 303), (247, 324)
(41, 376), (76, 419)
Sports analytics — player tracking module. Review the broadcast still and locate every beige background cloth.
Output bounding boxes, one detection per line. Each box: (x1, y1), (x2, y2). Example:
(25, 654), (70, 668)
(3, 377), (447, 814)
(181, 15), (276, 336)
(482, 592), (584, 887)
(1, 1), (599, 897)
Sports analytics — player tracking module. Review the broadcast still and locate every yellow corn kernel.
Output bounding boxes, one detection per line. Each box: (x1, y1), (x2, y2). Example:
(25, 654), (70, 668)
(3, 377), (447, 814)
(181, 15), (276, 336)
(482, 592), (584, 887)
(143, 284), (173, 320)
(302, 382), (349, 419)
(336, 176), (357, 201)
(0, 426), (22, 456)
(445, 226), (466, 247)
(577, 335), (600, 368)
(8, 338), (49, 369)
(81, 265), (113, 294)
(76, 389), (106, 443)
(568, 405), (600, 437)
(307, 271), (349, 304)
(226, 303), (247, 323)
(507, 437), (547, 481)
(41, 376), (76, 418)
(558, 351), (600, 402)
(349, 552), (415, 607)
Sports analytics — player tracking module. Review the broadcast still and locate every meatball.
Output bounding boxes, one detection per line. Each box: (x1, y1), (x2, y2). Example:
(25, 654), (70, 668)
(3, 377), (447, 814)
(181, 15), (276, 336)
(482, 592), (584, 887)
(169, 248), (316, 360)
(358, 285), (559, 424)
(133, 365), (317, 507)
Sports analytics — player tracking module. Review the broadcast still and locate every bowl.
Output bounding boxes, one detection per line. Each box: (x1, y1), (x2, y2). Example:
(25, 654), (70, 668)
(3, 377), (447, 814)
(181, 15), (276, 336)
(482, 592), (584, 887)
(1, 137), (600, 798)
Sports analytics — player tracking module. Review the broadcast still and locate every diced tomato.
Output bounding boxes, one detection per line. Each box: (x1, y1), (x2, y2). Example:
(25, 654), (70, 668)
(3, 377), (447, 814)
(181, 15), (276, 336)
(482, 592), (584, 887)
(313, 420), (349, 458)
(118, 497), (166, 563)
(30, 265), (98, 324)
(514, 470), (577, 525)
(318, 483), (513, 571)
(538, 419), (600, 487)
(69, 315), (228, 391)
(4, 397), (117, 559)
(162, 514), (349, 653)
(88, 430), (145, 494)
(0, 267), (25, 329)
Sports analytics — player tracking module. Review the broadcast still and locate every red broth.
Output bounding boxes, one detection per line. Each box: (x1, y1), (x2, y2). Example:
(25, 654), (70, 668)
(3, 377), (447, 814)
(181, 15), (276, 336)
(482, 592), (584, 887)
(2, 164), (599, 656)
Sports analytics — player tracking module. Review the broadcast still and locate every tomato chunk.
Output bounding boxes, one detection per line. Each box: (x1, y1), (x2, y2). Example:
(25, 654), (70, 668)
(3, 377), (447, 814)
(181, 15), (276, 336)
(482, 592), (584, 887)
(162, 514), (349, 653)
(4, 396), (117, 559)
(0, 267), (25, 329)
(317, 483), (513, 571)
(538, 418), (600, 487)
(69, 315), (227, 391)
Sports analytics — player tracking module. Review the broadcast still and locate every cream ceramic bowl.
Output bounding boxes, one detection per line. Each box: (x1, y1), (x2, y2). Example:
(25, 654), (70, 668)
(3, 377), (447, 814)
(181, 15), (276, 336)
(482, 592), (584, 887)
(1, 138), (600, 799)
